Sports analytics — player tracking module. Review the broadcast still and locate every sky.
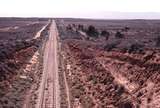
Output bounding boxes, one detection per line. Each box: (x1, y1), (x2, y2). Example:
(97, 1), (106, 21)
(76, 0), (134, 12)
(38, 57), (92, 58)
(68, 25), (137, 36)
(1, 0), (160, 19)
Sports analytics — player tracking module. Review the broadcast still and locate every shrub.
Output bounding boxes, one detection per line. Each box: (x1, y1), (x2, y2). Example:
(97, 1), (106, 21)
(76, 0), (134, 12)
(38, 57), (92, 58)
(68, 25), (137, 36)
(117, 86), (125, 95)
(101, 30), (110, 40)
(78, 24), (84, 31)
(66, 24), (72, 30)
(122, 26), (130, 32)
(86, 25), (99, 38)
(156, 36), (160, 47)
(118, 101), (133, 108)
(72, 24), (76, 27)
(128, 43), (144, 53)
(101, 30), (110, 36)
(115, 31), (124, 38)
(104, 41), (121, 51)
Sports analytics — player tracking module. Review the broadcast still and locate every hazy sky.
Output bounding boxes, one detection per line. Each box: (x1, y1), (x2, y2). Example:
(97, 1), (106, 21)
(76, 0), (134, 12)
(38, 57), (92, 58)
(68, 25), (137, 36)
(1, 0), (160, 19)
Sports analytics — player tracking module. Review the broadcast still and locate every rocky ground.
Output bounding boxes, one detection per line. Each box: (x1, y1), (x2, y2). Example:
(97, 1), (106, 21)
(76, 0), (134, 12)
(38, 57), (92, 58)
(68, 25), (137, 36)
(0, 18), (50, 108)
(56, 19), (160, 108)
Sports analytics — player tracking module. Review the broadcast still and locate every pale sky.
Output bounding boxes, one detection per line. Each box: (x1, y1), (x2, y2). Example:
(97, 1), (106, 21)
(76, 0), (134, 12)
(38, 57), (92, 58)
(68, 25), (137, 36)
(1, 0), (160, 19)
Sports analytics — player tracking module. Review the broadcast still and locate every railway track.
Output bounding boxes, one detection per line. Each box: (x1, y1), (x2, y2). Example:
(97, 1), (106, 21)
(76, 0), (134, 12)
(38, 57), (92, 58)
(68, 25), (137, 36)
(36, 20), (60, 108)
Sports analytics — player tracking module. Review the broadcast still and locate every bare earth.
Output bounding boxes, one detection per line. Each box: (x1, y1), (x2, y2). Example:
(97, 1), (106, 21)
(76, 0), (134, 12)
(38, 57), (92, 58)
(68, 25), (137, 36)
(1, 18), (160, 108)
(55, 18), (160, 108)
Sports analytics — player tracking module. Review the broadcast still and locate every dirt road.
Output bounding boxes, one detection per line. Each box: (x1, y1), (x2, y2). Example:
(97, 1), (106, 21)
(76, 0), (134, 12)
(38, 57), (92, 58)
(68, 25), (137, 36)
(52, 20), (61, 108)
(36, 20), (60, 108)
(34, 22), (49, 39)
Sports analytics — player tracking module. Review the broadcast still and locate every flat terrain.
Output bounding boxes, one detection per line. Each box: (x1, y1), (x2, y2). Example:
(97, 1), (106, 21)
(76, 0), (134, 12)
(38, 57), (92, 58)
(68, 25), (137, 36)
(1, 18), (160, 108)
(56, 18), (160, 108)
(0, 18), (50, 108)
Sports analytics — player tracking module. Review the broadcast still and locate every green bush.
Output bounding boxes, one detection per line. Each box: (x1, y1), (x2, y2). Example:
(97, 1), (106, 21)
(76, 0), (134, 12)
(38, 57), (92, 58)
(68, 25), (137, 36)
(128, 43), (144, 53)
(115, 31), (124, 38)
(104, 41), (121, 51)
(156, 36), (160, 47)
(86, 25), (99, 38)
(101, 30), (110, 40)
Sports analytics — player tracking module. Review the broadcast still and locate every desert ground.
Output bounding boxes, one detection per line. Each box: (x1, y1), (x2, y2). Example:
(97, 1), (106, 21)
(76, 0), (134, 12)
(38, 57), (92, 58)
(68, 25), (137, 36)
(55, 18), (160, 108)
(0, 18), (160, 108)
(0, 18), (50, 108)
